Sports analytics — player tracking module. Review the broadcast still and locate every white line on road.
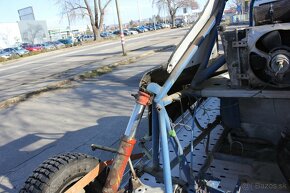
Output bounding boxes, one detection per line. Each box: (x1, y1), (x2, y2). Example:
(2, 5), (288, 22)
(0, 62), (58, 79)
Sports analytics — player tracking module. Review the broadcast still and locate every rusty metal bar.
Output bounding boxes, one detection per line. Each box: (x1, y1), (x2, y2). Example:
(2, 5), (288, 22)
(102, 136), (137, 193)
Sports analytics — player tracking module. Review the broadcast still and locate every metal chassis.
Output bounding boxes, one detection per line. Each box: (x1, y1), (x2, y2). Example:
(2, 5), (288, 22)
(105, 0), (227, 192)
(142, 1), (226, 191)
(65, 0), (263, 193)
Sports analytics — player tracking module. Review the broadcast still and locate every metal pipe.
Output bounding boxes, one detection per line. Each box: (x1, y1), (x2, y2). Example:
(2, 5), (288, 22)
(164, 111), (183, 156)
(159, 107), (173, 193)
(152, 102), (160, 169)
(124, 103), (145, 138)
(103, 91), (150, 193)
(249, 0), (256, 26)
(164, 110), (191, 182)
(154, 18), (217, 103)
(128, 158), (137, 179)
(91, 144), (118, 153)
(103, 136), (136, 193)
(191, 0), (225, 87)
(154, 45), (199, 103)
(191, 55), (226, 87)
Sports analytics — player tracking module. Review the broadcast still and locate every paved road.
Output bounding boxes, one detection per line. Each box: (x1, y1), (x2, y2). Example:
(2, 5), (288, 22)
(0, 48), (173, 192)
(0, 28), (188, 102)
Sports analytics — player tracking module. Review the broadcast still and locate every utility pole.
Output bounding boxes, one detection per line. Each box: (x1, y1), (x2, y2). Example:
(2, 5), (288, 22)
(115, 0), (126, 56)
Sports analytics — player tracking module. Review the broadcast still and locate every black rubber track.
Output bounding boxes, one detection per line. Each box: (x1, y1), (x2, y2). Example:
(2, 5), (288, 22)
(19, 152), (104, 193)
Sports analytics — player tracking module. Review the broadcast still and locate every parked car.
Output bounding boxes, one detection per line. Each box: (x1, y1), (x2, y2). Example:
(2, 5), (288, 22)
(81, 35), (94, 41)
(100, 32), (114, 38)
(20, 43), (31, 48)
(155, 24), (162, 30)
(0, 50), (13, 59)
(51, 41), (66, 49)
(138, 26), (148, 32)
(41, 42), (56, 50)
(22, 44), (43, 52)
(58, 39), (74, 46)
(113, 30), (130, 36)
(3, 47), (29, 56)
(129, 27), (141, 33)
(175, 19), (185, 28)
(145, 25), (154, 31)
(123, 29), (138, 35)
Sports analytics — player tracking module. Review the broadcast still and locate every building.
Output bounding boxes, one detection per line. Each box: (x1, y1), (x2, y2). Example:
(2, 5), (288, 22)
(0, 23), (22, 49)
(18, 20), (49, 44)
(0, 20), (49, 49)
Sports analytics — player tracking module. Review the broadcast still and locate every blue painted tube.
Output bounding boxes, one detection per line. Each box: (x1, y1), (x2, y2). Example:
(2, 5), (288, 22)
(190, 109), (196, 180)
(152, 102), (160, 169)
(164, 111), (183, 155)
(155, 47), (198, 103)
(154, 19), (217, 103)
(191, 55), (226, 87)
(249, 0), (255, 26)
(164, 111), (191, 182)
(159, 107), (173, 193)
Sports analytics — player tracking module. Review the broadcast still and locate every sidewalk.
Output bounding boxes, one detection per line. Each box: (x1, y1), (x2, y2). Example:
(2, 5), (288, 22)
(0, 50), (172, 192)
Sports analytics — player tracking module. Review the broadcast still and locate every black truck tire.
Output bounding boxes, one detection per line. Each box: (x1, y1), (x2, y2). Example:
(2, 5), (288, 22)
(20, 152), (105, 193)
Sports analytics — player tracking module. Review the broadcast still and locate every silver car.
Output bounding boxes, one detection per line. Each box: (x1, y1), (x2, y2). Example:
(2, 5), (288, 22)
(3, 47), (29, 56)
(0, 50), (13, 59)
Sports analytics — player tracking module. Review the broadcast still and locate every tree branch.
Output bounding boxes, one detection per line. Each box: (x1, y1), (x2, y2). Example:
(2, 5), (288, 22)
(102, 0), (112, 10)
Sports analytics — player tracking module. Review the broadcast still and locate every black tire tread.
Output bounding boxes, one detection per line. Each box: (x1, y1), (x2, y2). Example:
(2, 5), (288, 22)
(20, 152), (98, 193)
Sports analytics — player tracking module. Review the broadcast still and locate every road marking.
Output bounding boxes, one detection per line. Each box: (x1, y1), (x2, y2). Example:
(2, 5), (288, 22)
(0, 62), (58, 79)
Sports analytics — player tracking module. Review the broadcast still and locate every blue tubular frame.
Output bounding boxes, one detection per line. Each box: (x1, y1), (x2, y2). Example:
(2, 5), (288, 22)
(152, 102), (160, 169)
(249, 0), (255, 26)
(146, 1), (226, 192)
(158, 107), (173, 193)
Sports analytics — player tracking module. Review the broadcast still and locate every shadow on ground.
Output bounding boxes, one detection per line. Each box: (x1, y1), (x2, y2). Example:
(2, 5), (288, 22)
(0, 114), (148, 192)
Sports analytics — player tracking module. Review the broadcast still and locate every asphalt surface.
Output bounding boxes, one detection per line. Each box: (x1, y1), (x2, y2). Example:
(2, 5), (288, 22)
(0, 28), (188, 102)
(0, 28), (187, 192)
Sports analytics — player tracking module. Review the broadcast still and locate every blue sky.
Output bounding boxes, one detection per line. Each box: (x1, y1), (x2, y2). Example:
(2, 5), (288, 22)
(0, 0), (209, 29)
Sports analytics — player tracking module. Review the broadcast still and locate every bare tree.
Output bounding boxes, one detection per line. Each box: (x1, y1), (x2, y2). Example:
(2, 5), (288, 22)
(58, 0), (113, 40)
(154, 0), (197, 27)
(22, 24), (44, 44)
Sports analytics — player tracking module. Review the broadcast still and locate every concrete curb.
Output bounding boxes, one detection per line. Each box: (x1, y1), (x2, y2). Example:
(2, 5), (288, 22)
(0, 80), (72, 109)
(0, 45), (175, 110)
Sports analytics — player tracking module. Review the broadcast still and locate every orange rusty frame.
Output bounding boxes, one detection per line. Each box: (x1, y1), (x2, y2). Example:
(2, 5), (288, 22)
(64, 153), (144, 193)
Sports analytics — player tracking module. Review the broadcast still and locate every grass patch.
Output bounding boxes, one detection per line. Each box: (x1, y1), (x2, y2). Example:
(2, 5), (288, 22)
(0, 58), (7, 62)
(79, 66), (113, 79)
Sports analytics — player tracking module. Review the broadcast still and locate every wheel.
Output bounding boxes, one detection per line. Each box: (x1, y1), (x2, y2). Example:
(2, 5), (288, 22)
(20, 152), (108, 193)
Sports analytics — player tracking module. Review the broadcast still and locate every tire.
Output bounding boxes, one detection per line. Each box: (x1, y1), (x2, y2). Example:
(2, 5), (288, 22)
(20, 152), (107, 193)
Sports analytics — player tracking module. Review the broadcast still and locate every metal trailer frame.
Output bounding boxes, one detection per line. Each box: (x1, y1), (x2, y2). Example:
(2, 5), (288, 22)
(101, 0), (227, 192)
(65, 0), (287, 193)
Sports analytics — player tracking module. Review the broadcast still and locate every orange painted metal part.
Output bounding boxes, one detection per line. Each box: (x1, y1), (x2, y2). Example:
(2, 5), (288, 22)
(102, 137), (137, 193)
(64, 160), (110, 193)
(137, 91), (151, 106)
(63, 152), (144, 193)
